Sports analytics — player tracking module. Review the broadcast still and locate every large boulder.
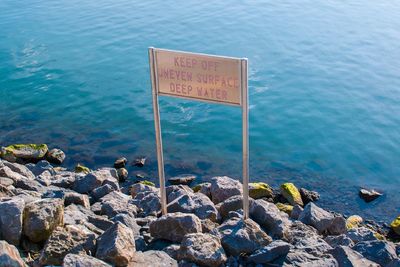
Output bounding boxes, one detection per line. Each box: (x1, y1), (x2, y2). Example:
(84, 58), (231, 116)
(299, 202), (334, 234)
(329, 245), (379, 267)
(131, 250), (178, 267)
(249, 182), (274, 199)
(0, 197), (25, 245)
(179, 233), (227, 266)
(2, 161), (35, 180)
(250, 199), (291, 238)
(352, 240), (397, 266)
(0, 240), (26, 267)
(210, 176), (242, 204)
(280, 182), (303, 206)
(1, 144), (48, 163)
(63, 253), (111, 267)
(212, 217), (272, 256)
(150, 212), (202, 242)
(96, 222), (136, 266)
(23, 198), (64, 242)
(46, 148), (66, 165)
(390, 215), (400, 235)
(39, 225), (96, 265)
(248, 240), (291, 264)
(73, 168), (119, 194)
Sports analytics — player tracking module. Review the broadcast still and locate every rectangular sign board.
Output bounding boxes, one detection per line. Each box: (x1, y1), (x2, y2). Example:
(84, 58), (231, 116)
(153, 48), (242, 106)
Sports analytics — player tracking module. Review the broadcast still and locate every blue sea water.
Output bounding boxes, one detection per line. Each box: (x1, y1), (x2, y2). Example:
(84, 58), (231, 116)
(1, 0), (399, 222)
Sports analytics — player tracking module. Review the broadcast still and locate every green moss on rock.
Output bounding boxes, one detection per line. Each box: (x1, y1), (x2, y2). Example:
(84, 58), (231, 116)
(139, 180), (155, 187)
(390, 215), (400, 235)
(192, 184), (202, 192)
(75, 164), (90, 174)
(346, 215), (363, 230)
(280, 182), (303, 206)
(276, 202), (293, 215)
(249, 182), (273, 199)
(1, 144), (48, 162)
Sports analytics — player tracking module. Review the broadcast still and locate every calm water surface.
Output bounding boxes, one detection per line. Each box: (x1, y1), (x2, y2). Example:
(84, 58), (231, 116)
(1, 0), (399, 222)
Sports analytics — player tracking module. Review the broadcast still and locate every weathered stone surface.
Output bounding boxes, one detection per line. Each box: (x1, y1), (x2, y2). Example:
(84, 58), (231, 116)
(15, 178), (44, 193)
(163, 244), (181, 260)
(0, 177), (14, 187)
(249, 182), (274, 199)
(280, 182), (303, 206)
(359, 188), (382, 203)
(299, 187), (320, 205)
(180, 233), (227, 266)
(0, 197), (24, 245)
(248, 240), (291, 264)
(390, 215), (400, 236)
(131, 191), (161, 216)
(2, 161), (35, 180)
(210, 176), (242, 204)
(131, 250), (178, 267)
(130, 182), (158, 198)
(96, 222), (136, 266)
(23, 198), (64, 242)
(46, 148), (66, 165)
(346, 227), (378, 243)
(166, 185), (193, 203)
(64, 204), (113, 234)
(217, 195), (249, 221)
(346, 215), (363, 230)
(64, 191), (90, 208)
(284, 250), (338, 267)
(114, 157), (127, 169)
(26, 160), (55, 176)
(1, 144), (48, 163)
(98, 191), (137, 218)
(192, 182), (211, 198)
(328, 216), (347, 235)
(49, 171), (76, 188)
(111, 213), (141, 237)
(329, 245), (379, 267)
(64, 253), (111, 266)
(299, 202), (334, 234)
(91, 184), (115, 201)
(0, 240), (26, 267)
(212, 217), (272, 256)
(116, 168), (128, 182)
(290, 205), (304, 220)
(0, 166), (27, 183)
(168, 174), (196, 186)
(324, 234), (354, 247)
(201, 218), (219, 233)
(352, 240), (397, 266)
(276, 202), (293, 215)
(73, 168), (118, 193)
(39, 225), (96, 265)
(250, 199), (291, 238)
(150, 212), (202, 242)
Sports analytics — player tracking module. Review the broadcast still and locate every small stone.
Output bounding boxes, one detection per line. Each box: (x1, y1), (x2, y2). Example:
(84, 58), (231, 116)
(74, 163), (90, 174)
(249, 182), (274, 199)
(0, 240), (26, 267)
(91, 184), (115, 201)
(130, 182), (157, 198)
(64, 191), (90, 209)
(63, 253), (111, 267)
(192, 182), (211, 198)
(299, 187), (320, 204)
(116, 168), (128, 182)
(275, 202), (293, 215)
(0, 197), (25, 245)
(46, 148), (66, 165)
(359, 188), (382, 203)
(114, 157), (127, 169)
(280, 183), (303, 206)
(168, 174), (196, 185)
(217, 195), (247, 220)
(134, 157), (146, 167)
(248, 240), (291, 264)
(210, 176), (242, 204)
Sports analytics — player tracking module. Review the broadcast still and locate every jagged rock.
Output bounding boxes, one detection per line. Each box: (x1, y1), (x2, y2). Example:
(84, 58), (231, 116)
(91, 184), (115, 201)
(2, 161), (35, 180)
(346, 227), (378, 243)
(36, 170), (52, 186)
(290, 205), (304, 220)
(210, 176), (242, 204)
(111, 213), (141, 237)
(96, 222), (136, 266)
(46, 148), (66, 165)
(26, 160), (55, 176)
(75, 164), (90, 174)
(324, 234), (354, 247)
(0, 197), (25, 245)
(64, 204), (113, 234)
(328, 216), (347, 235)
(114, 157), (127, 169)
(15, 178), (45, 193)
(64, 191), (90, 208)
(346, 215), (363, 230)
(276, 202), (293, 215)
(132, 190), (161, 216)
(359, 188), (382, 203)
(284, 250), (338, 266)
(192, 182), (211, 198)
(116, 168), (128, 182)
(329, 245), (379, 267)
(0, 240), (26, 267)
(131, 250), (178, 267)
(212, 217), (272, 256)
(217, 195), (248, 220)
(280, 183), (304, 206)
(352, 240), (397, 266)
(249, 182), (274, 199)
(0, 177), (14, 187)
(299, 187), (320, 205)
(42, 188), (65, 199)
(150, 212), (202, 242)
(23, 198), (64, 242)
(63, 253), (111, 267)
(299, 202), (334, 234)
(98, 191), (137, 218)
(163, 244), (181, 260)
(180, 233), (227, 266)
(166, 185), (193, 203)
(73, 168), (119, 193)
(130, 182), (158, 198)
(133, 157), (146, 167)
(1, 144), (48, 163)
(0, 165), (27, 183)
(167, 192), (219, 222)
(250, 199), (291, 239)
(248, 240), (291, 264)
(390, 215), (400, 235)
(168, 174), (196, 186)
(201, 218), (219, 233)
(39, 225), (96, 265)
(49, 171), (76, 188)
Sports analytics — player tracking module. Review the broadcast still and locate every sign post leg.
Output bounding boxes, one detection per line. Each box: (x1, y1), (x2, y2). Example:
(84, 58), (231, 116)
(241, 58), (249, 220)
(149, 47), (167, 216)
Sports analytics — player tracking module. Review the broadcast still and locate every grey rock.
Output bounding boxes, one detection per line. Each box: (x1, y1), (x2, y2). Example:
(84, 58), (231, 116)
(168, 174), (196, 186)
(352, 240), (397, 266)
(329, 245), (379, 267)
(0, 177), (14, 187)
(132, 191), (161, 216)
(299, 202), (334, 234)
(64, 204), (113, 234)
(0, 166), (27, 183)
(201, 218), (219, 233)
(193, 182), (211, 199)
(163, 244), (181, 260)
(116, 168), (128, 182)
(217, 195), (249, 220)
(23, 198), (64, 242)
(114, 157), (127, 169)
(346, 227), (378, 243)
(212, 217), (272, 256)
(99, 191), (137, 218)
(180, 233), (227, 267)
(49, 171), (76, 188)
(64, 191), (90, 208)
(0, 197), (25, 245)
(27, 160), (55, 176)
(130, 182), (158, 198)
(290, 205), (304, 220)
(324, 234), (354, 247)
(248, 240), (291, 264)
(15, 178), (44, 193)
(73, 168), (118, 193)
(2, 161), (35, 180)
(210, 176), (242, 204)
(46, 148), (65, 165)
(328, 216), (347, 235)
(150, 212), (202, 242)
(91, 184), (115, 201)
(63, 253), (111, 267)
(284, 250), (338, 267)
(96, 222), (136, 266)
(166, 185), (194, 203)
(250, 199), (291, 239)
(299, 187), (320, 204)
(131, 250), (178, 267)
(111, 213), (141, 236)
(36, 170), (52, 186)
(0, 240), (26, 267)
(359, 188), (382, 203)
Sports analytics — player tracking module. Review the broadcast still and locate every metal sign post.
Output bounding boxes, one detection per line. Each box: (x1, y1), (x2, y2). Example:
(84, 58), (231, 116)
(148, 47), (249, 219)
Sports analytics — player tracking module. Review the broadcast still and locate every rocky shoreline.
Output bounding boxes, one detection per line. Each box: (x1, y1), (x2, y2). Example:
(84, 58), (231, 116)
(0, 143), (399, 266)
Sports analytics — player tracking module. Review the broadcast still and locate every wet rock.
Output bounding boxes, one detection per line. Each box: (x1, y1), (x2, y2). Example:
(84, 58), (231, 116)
(329, 245), (379, 267)
(130, 182), (158, 198)
(64, 191), (90, 208)
(23, 198), (64, 243)
(352, 240), (397, 266)
(217, 195), (248, 220)
(346, 215), (363, 230)
(192, 182), (211, 198)
(250, 199), (291, 239)
(2, 161), (35, 180)
(390, 215), (400, 235)
(134, 157), (146, 167)
(328, 216), (347, 235)
(168, 174), (196, 186)
(0, 197), (25, 245)
(39, 225), (96, 265)
(26, 160), (55, 176)
(150, 213), (202, 242)
(96, 222), (136, 266)
(0, 240), (26, 267)
(212, 217), (272, 256)
(210, 176), (242, 204)
(324, 234), (354, 247)
(1, 144), (48, 163)
(46, 148), (66, 165)
(359, 188), (382, 203)
(131, 250), (178, 267)
(75, 163), (90, 174)
(63, 253), (111, 267)
(249, 182), (274, 199)
(290, 205), (303, 220)
(276, 202), (293, 216)
(299, 202), (334, 234)
(248, 240), (290, 264)
(299, 187), (320, 204)
(114, 157), (127, 169)
(346, 227), (378, 243)
(73, 168), (118, 193)
(116, 168), (128, 182)
(280, 182), (303, 206)
(284, 250), (338, 267)
(180, 233), (227, 266)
